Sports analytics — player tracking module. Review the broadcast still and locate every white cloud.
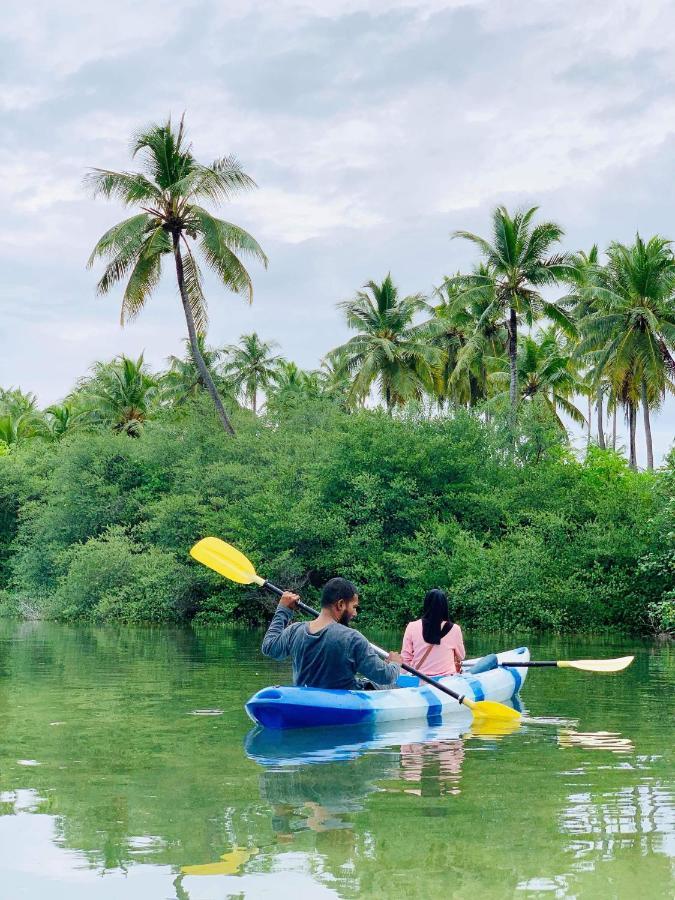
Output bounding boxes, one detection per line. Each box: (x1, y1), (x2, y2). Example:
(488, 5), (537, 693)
(0, 82), (51, 111)
(0, 1), (190, 77)
(239, 187), (383, 243)
(1, 0), (673, 462)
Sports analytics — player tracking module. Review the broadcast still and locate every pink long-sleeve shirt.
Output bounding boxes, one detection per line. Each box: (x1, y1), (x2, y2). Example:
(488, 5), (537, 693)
(401, 620), (466, 676)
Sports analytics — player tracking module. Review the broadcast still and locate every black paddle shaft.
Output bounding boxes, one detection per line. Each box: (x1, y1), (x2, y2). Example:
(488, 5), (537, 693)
(261, 580), (470, 706)
(499, 661), (556, 668)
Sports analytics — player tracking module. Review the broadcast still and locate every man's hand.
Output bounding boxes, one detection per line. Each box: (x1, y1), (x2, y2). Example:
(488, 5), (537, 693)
(279, 591), (300, 610)
(387, 651), (403, 665)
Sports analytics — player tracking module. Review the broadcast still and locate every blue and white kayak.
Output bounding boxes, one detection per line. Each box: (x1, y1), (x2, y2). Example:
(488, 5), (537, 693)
(245, 646), (529, 730)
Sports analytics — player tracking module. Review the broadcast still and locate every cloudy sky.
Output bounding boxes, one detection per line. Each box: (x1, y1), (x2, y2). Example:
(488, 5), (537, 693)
(1, 0), (673, 463)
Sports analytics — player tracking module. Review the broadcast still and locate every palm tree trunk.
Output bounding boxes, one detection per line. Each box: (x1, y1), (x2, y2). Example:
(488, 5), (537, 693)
(508, 306), (518, 409)
(172, 234), (235, 436)
(628, 401), (637, 469)
(596, 385), (605, 449)
(641, 379), (654, 471)
(587, 394), (592, 447)
(252, 388), (257, 415)
(612, 403), (617, 450)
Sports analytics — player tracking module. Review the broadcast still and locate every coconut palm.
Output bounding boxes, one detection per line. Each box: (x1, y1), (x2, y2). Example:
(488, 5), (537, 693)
(43, 403), (88, 440)
(266, 361), (323, 415)
(431, 265), (507, 408)
(565, 246), (609, 449)
(451, 207), (574, 411)
(0, 389), (45, 446)
(319, 347), (353, 408)
(162, 336), (225, 407)
(490, 329), (585, 430)
(222, 333), (282, 413)
(577, 235), (675, 469)
(333, 274), (441, 411)
(86, 115), (267, 436)
(0, 412), (42, 447)
(0, 387), (39, 418)
(73, 355), (157, 437)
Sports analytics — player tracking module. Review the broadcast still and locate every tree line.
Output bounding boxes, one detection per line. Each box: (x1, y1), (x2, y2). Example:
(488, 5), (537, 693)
(46, 115), (668, 470)
(2, 237), (673, 471)
(0, 115), (673, 633)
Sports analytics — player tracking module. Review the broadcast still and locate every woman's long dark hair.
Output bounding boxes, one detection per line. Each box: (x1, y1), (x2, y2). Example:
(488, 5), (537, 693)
(421, 589), (453, 645)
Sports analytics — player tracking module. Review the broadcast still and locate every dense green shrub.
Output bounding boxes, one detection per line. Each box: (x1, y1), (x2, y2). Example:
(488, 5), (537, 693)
(0, 398), (671, 631)
(48, 527), (196, 623)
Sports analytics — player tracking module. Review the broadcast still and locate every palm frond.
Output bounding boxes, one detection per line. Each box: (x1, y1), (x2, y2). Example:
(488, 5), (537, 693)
(542, 301), (578, 338)
(120, 227), (170, 323)
(87, 214), (154, 268)
(196, 223), (254, 302)
(84, 169), (162, 205)
(173, 158), (257, 205)
(180, 239), (208, 334)
(191, 206), (267, 265)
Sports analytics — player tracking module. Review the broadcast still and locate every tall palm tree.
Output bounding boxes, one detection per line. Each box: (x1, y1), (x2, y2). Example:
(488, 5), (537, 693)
(86, 116), (267, 436)
(222, 333), (282, 413)
(451, 207), (574, 411)
(73, 355), (157, 437)
(490, 328), (585, 430)
(333, 274), (441, 411)
(578, 235), (675, 469)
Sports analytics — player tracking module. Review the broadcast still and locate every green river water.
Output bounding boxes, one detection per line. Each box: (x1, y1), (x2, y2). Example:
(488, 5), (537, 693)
(0, 622), (672, 899)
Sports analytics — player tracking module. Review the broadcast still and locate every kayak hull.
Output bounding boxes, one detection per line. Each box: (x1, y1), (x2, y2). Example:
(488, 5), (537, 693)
(245, 646), (529, 729)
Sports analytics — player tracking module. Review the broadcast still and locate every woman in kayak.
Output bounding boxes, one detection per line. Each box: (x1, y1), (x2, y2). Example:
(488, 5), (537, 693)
(401, 588), (465, 676)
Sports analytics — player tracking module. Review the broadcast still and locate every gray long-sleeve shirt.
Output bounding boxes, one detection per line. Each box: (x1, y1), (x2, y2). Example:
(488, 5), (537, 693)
(261, 604), (400, 690)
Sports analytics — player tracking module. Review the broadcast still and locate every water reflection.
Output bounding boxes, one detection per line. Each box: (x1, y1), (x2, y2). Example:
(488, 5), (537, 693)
(240, 719), (519, 839)
(244, 722), (468, 837)
(0, 622), (672, 899)
(558, 729), (635, 753)
(399, 739), (465, 797)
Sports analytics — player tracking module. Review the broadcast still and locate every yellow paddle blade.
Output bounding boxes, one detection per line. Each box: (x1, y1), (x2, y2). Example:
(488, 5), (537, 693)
(558, 655), (635, 672)
(181, 846), (258, 876)
(470, 716), (522, 738)
(463, 698), (521, 722)
(190, 537), (263, 586)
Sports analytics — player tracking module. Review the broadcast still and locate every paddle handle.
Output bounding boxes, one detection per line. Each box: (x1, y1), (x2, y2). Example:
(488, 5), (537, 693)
(261, 581), (318, 619)
(262, 580), (468, 708)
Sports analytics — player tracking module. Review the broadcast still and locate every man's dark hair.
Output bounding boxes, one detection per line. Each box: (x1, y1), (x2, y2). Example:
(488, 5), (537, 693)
(321, 577), (357, 608)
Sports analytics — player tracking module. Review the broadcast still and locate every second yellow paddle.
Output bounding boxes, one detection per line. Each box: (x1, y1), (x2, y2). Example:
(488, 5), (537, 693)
(500, 656), (634, 672)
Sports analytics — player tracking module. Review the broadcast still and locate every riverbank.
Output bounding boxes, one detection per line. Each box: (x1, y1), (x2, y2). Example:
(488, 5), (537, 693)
(1, 401), (672, 633)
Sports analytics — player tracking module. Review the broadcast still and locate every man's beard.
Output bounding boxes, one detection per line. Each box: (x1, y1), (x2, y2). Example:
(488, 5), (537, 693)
(338, 610), (352, 626)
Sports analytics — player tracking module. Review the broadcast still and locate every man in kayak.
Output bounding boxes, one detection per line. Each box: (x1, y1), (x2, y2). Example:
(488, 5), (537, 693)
(261, 576), (402, 689)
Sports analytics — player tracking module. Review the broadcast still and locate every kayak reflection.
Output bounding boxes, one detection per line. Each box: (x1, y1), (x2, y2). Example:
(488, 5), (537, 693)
(244, 714), (522, 835)
(244, 717), (471, 768)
